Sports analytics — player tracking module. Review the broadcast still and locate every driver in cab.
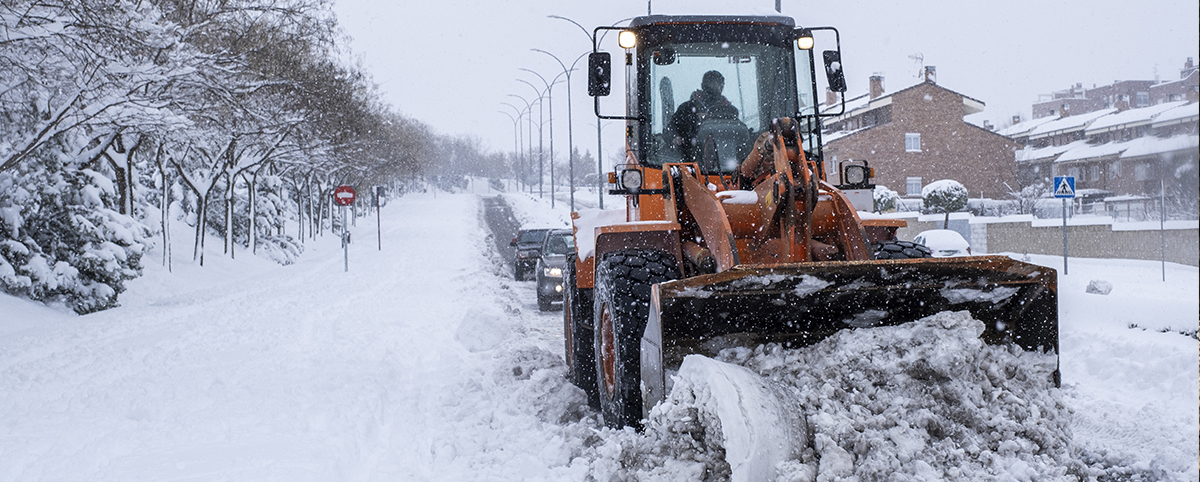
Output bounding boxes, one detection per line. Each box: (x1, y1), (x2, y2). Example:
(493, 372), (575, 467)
(670, 70), (738, 162)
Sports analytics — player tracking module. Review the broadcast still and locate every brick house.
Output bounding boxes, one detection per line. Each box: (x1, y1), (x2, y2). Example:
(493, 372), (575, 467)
(822, 68), (1021, 200)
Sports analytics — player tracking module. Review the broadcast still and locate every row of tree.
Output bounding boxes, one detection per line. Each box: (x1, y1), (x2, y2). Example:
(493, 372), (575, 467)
(0, 0), (503, 313)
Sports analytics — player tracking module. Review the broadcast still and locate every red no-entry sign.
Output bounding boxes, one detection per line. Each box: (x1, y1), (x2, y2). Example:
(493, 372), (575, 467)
(333, 185), (356, 206)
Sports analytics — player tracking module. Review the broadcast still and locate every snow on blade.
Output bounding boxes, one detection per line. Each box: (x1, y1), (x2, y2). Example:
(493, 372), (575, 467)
(941, 285), (1019, 304)
(719, 310), (1077, 481)
(651, 355), (807, 482)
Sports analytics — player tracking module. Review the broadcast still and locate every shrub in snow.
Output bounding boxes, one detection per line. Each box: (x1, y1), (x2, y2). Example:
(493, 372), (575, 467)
(922, 179), (968, 228)
(1086, 279), (1113, 295)
(0, 157), (149, 314)
(872, 185), (900, 213)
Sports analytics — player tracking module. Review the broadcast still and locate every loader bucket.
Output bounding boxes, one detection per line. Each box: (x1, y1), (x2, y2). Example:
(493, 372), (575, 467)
(640, 255), (1058, 412)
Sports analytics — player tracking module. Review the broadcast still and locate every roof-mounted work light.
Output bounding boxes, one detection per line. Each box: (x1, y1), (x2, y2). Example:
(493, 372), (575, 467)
(796, 28), (814, 50)
(618, 30), (637, 49)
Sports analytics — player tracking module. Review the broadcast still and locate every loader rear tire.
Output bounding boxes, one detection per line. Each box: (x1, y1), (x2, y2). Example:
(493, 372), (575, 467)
(593, 249), (679, 429)
(563, 255), (599, 410)
(872, 240), (933, 260)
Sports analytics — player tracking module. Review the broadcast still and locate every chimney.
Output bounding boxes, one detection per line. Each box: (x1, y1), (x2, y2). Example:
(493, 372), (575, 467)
(826, 88), (838, 107)
(1012, 114), (1021, 125)
(869, 75), (885, 99)
(983, 120), (994, 131)
(923, 66), (937, 84)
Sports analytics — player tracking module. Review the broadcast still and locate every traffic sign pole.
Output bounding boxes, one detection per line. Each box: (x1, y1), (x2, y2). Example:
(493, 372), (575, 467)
(1062, 199), (1068, 275)
(1053, 176), (1076, 276)
(332, 185), (356, 272)
(342, 205), (349, 272)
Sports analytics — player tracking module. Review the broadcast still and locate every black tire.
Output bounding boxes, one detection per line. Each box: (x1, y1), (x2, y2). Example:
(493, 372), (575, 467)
(593, 249), (679, 429)
(872, 240), (933, 260)
(514, 264), (525, 281)
(563, 255), (599, 409)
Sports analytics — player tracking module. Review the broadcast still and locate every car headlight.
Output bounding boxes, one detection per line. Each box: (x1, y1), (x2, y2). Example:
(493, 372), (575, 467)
(543, 267), (562, 277)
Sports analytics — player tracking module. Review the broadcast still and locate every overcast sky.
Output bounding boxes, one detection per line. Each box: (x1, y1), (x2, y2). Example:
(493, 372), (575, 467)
(331, 0), (1199, 162)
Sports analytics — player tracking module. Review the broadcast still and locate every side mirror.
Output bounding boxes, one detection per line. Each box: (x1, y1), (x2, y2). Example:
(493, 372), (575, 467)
(510, 238), (518, 247)
(823, 50), (846, 93)
(588, 52), (611, 97)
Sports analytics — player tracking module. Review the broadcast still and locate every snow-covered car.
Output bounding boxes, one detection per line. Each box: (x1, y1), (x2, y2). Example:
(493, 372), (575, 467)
(913, 229), (972, 257)
(535, 229), (574, 311)
(510, 227), (552, 280)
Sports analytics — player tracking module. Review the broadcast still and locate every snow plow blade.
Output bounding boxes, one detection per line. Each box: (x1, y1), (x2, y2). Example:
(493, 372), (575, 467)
(640, 255), (1058, 411)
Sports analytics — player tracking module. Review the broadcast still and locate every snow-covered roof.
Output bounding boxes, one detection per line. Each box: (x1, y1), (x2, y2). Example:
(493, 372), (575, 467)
(1151, 102), (1199, 128)
(997, 115), (1060, 138)
(822, 126), (869, 144)
(821, 79), (984, 122)
(1055, 139), (1137, 163)
(1084, 101), (1188, 135)
(1120, 134), (1199, 158)
(1027, 108), (1117, 139)
(1015, 140), (1088, 162)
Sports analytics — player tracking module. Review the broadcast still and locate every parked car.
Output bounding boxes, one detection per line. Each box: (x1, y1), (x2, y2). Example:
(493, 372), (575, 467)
(511, 227), (552, 280)
(913, 229), (972, 257)
(535, 229), (574, 311)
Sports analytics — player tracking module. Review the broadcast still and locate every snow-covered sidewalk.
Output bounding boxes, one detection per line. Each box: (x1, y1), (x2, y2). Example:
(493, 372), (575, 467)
(0, 192), (592, 481)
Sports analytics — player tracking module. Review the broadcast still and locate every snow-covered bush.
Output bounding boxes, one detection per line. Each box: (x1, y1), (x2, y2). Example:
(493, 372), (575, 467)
(0, 155), (149, 314)
(923, 179), (968, 227)
(872, 185), (900, 213)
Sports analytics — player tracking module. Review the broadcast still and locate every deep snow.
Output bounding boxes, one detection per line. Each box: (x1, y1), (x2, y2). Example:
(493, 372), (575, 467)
(1, 188), (1196, 481)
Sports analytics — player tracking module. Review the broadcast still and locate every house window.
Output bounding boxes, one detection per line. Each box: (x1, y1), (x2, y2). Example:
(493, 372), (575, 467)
(905, 133), (921, 152)
(1135, 92), (1149, 107)
(1110, 161), (1121, 179)
(1134, 163), (1152, 181)
(906, 177), (922, 195)
(1090, 165), (1100, 182)
(1069, 167), (1084, 181)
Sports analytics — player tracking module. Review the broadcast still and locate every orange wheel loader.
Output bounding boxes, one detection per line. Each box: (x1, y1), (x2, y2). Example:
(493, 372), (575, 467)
(561, 15), (1058, 429)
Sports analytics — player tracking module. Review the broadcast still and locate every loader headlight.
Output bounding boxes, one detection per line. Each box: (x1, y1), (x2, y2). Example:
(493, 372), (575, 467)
(620, 168), (643, 191)
(618, 31), (637, 49)
(544, 267), (562, 277)
(844, 165), (867, 185)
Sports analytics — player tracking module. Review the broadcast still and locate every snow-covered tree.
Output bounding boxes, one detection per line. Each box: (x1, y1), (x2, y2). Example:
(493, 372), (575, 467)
(922, 179), (968, 228)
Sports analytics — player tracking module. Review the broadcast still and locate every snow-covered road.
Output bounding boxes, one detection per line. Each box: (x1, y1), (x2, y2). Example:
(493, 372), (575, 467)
(1, 189), (1196, 481)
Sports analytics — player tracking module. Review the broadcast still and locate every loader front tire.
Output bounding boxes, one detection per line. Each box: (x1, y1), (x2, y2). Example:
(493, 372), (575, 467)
(593, 249), (679, 429)
(872, 240), (933, 260)
(563, 255), (599, 409)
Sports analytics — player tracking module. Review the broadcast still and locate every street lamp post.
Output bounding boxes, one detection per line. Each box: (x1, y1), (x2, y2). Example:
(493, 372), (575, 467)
(498, 109), (521, 192)
(501, 102), (525, 192)
(521, 68), (568, 209)
(507, 94), (536, 194)
(517, 79), (547, 199)
(548, 15), (635, 209)
(533, 48), (587, 212)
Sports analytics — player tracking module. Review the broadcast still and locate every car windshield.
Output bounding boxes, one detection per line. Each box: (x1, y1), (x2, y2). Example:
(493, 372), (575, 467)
(543, 233), (574, 255)
(644, 40), (816, 173)
(518, 230), (548, 244)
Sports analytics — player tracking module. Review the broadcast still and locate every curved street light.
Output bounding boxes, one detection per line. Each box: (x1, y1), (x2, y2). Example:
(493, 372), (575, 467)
(498, 109), (522, 193)
(507, 93), (537, 194)
(533, 48), (588, 212)
(500, 102), (526, 191)
(547, 15), (635, 209)
(520, 67), (569, 209)
(516, 79), (546, 198)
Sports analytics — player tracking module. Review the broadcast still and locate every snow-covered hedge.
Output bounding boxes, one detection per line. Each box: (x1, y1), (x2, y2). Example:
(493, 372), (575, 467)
(0, 159), (149, 314)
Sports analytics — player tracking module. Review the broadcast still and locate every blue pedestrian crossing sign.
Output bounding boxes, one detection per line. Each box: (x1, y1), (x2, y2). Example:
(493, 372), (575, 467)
(1053, 176), (1076, 198)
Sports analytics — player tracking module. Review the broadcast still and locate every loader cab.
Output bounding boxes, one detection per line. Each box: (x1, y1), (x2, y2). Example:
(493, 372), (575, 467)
(590, 16), (843, 178)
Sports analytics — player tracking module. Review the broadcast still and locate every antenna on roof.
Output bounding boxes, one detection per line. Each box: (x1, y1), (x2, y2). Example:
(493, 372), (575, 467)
(908, 53), (924, 79)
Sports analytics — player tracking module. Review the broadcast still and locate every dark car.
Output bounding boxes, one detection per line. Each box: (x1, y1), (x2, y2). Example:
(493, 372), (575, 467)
(510, 227), (552, 280)
(535, 229), (575, 311)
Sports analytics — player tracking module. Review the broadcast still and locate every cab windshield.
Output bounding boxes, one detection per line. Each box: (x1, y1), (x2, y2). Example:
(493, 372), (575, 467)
(643, 41), (817, 173)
